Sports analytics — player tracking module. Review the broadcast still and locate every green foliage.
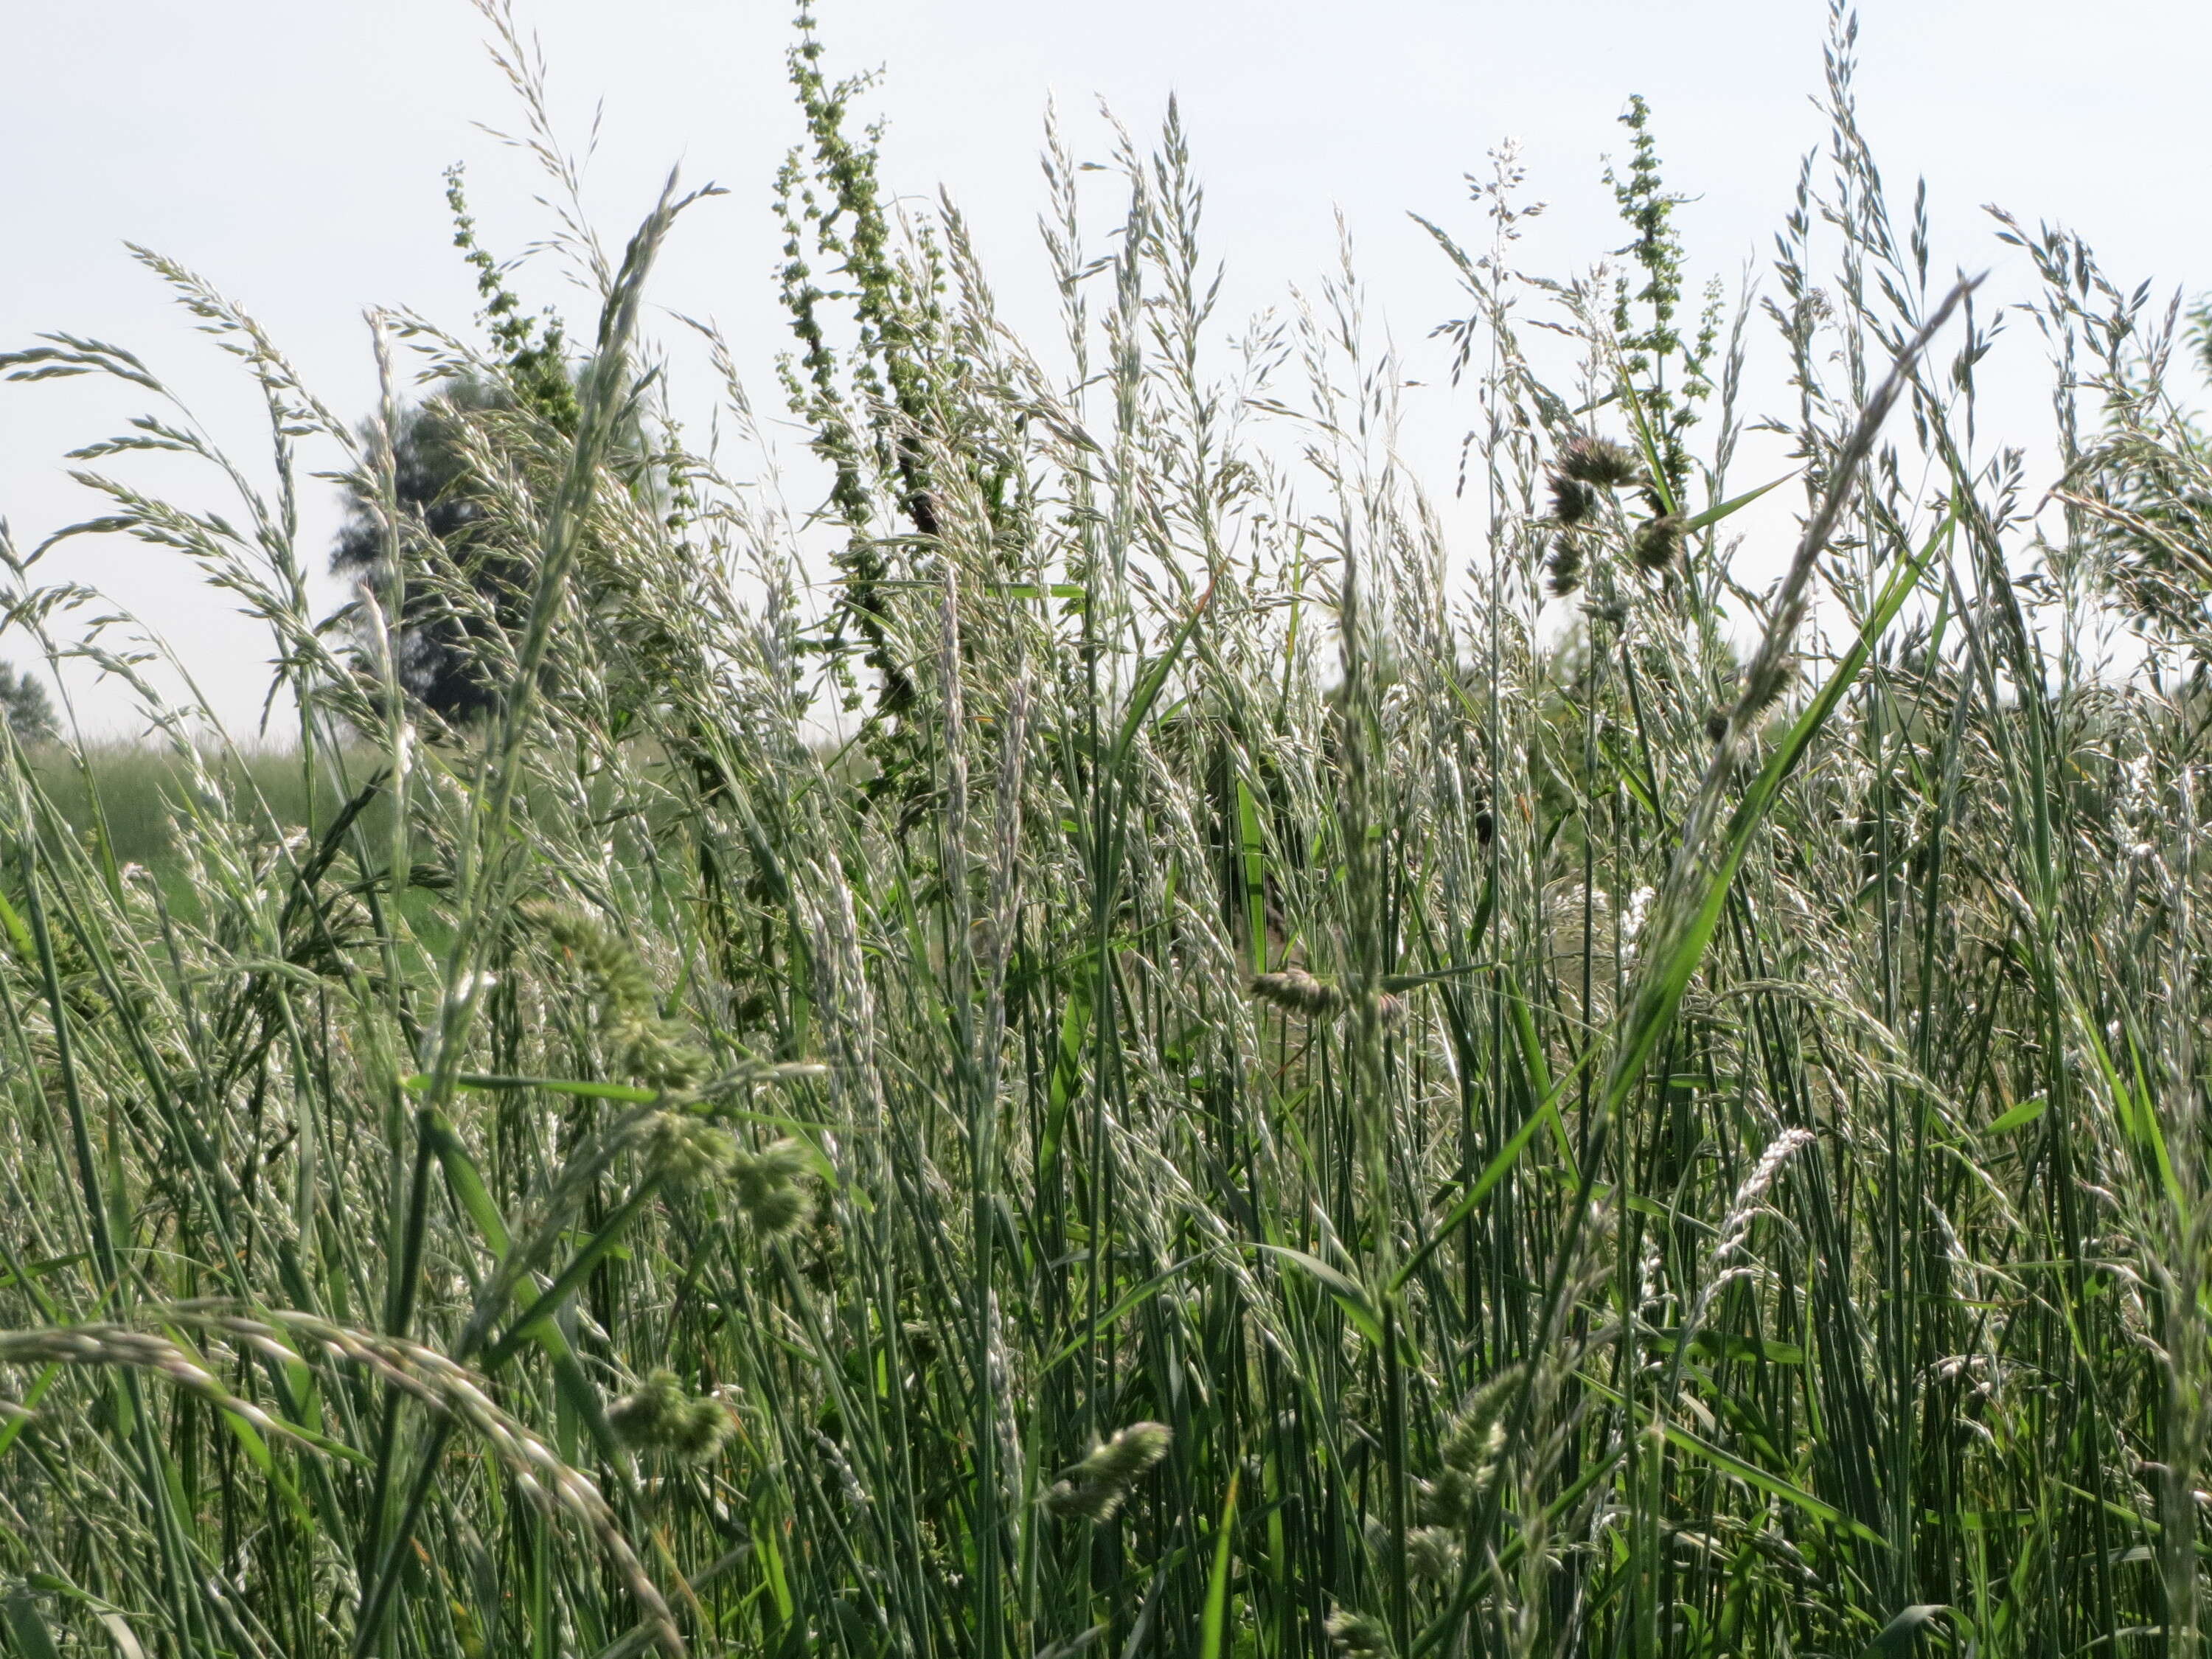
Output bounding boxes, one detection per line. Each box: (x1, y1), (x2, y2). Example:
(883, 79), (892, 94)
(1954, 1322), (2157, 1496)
(1608, 94), (1723, 507)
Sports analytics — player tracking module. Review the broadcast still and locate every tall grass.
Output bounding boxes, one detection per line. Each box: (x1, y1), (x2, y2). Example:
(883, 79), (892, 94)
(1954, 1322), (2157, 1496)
(4, 4), (2211, 1656)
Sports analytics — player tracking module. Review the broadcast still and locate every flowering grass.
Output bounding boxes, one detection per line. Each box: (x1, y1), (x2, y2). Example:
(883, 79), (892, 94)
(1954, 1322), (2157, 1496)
(2, 5), (2211, 1658)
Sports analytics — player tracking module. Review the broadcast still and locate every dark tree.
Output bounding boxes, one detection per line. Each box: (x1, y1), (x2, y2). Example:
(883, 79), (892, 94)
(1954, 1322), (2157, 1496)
(330, 376), (532, 723)
(0, 662), (56, 746)
(331, 164), (582, 724)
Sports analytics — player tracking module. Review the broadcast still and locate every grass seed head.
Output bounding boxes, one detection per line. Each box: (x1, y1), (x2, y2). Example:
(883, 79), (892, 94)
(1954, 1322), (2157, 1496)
(1326, 1610), (1391, 1658)
(731, 1138), (814, 1238)
(1044, 1422), (1172, 1521)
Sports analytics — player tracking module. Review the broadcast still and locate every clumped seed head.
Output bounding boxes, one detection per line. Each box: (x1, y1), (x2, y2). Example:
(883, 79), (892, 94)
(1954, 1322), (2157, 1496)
(731, 1138), (814, 1238)
(639, 1111), (737, 1189)
(608, 1369), (733, 1462)
(1558, 434), (1646, 488)
(1326, 1610), (1391, 1658)
(1417, 1466), (1475, 1526)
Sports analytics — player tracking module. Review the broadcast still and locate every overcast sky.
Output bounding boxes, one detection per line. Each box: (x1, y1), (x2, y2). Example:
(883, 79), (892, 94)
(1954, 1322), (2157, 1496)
(5, 0), (2206, 738)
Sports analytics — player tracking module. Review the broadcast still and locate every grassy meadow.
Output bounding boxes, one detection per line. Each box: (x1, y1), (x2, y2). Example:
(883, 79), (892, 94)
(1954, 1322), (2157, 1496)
(5, 5), (2212, 1657)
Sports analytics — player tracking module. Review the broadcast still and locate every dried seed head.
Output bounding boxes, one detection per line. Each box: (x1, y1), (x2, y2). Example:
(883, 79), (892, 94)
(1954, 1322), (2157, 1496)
(1630, 514), (1686, 572)
(1251, 968), (1343, 1016)
(1558, 434), (1645, 488)
(1549, 473), (1600, 526)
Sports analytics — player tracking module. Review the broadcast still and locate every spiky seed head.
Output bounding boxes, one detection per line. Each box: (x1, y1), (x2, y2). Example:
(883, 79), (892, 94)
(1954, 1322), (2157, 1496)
(1074, 1420), (1172, 1485)
(1041, 1477), (1121, 1522)
(667, 1396), (735, 1461)
(1742, 654), (1796, 715)
(743, 1181), (811, 1239)
(1418, 1467), (1474, 1526)
(1326, 1610), (1391, 1658)
(639, 1112), (737, 1189)
(1548, 473), (1599, 526)
(754, 1138), (813, 1184)
(1558, 434), (1645, 488)
(1044, 1422), (1172, 1522)
(1442, 1365), (1525, 1472)
(1630, 514), (1686, 572)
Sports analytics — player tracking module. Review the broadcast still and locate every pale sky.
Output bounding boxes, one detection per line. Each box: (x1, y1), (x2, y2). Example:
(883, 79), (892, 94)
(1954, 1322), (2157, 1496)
(5, 0), (2207, 738)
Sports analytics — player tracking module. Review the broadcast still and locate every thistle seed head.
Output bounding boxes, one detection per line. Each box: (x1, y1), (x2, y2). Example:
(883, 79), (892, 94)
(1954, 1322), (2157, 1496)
(1549, 473), (1600, 526)
(1546, 533), (1585, 595)
(1630, 514), (1686, 572)
(1558, 434), (1645, 488)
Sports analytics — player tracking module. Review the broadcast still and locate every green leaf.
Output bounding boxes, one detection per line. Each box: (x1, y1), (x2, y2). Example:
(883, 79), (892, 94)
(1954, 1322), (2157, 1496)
(1259, 1245), (1385, 1347)
(1981, 1096), (2047, 1137)
(1599, 507), (1952, 1130)
(1860, 1604), (1947, 1655)
(426, 1112), (512, 1254)
(1042, 1256), (1203, 1374)
(1582, 1376), (1884, 1545)
(3, 1594), (63, 1659)
(1682, 470), (1796, 535)
(1200, 1475), (1239, 1659)
(1391, 1038), (1602, 1296)
(1110, 587), (1213, 773)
